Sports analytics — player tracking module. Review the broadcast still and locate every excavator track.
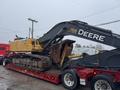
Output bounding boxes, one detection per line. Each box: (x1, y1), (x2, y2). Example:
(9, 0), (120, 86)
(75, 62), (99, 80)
(11, 53), (52, 71)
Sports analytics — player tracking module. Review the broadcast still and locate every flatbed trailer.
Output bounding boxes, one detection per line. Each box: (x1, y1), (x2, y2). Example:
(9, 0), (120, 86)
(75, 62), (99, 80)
(4, 20), (120, 90)
(5, 62), (120, 90)
(5, 63), (61, 84)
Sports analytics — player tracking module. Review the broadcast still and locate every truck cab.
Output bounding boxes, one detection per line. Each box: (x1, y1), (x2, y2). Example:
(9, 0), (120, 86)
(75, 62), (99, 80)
(0, 44), (9, 64)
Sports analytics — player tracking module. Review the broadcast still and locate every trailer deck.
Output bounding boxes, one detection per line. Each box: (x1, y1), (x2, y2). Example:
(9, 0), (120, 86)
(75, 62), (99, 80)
(5, 63), (61, 84)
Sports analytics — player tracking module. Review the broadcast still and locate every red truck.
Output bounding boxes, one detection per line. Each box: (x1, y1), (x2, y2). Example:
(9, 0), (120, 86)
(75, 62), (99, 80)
(0, 44), (9, 64)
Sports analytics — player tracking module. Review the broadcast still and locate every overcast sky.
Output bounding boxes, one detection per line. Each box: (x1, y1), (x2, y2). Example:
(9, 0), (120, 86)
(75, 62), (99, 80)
(0, 0), (120, 49)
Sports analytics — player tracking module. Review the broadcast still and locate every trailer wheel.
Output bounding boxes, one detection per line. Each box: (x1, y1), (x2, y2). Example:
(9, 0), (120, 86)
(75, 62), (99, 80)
(61, 69), (79, 90)
(91, 74), (115, 90)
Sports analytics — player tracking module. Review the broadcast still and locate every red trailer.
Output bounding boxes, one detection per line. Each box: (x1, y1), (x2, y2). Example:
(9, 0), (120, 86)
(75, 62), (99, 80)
(5, 61), (120, 90)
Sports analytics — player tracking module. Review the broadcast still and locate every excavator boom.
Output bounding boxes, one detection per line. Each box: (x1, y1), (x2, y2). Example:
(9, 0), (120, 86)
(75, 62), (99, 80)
(39, 20), (120, 48)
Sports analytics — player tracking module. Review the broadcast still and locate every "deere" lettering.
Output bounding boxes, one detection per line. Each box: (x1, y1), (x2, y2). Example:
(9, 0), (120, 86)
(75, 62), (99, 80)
(78, 29), (105, 42)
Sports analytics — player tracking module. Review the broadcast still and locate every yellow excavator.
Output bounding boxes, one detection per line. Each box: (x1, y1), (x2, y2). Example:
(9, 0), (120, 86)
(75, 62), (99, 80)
(4, 20), (120, 90)
(8, 20), (120, 71)
(9, 30), (76, 71)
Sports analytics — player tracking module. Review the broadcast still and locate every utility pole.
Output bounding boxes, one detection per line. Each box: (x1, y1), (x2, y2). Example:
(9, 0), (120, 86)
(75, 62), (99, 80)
(28, 18), (38, 38)
(29, 27), (31, 38)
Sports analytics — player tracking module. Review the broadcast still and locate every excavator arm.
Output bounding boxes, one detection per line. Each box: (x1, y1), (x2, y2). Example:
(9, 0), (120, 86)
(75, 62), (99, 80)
(39, 20), (120, 49)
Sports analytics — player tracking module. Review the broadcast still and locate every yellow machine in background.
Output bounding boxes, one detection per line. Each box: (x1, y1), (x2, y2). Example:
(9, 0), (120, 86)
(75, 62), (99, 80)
(10, 38), (43, 52)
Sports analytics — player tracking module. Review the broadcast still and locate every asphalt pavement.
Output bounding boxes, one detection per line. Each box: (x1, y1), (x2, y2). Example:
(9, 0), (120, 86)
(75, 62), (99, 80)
(0, 65), (90, 90)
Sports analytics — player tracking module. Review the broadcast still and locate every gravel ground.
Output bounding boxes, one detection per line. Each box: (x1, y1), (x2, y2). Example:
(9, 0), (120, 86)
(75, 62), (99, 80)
(0, 65), (90, 90)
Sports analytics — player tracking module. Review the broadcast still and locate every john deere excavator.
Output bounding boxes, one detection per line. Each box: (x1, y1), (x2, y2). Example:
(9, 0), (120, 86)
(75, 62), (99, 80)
(3, 20), (120, 90)
(5, 20), (120, 72)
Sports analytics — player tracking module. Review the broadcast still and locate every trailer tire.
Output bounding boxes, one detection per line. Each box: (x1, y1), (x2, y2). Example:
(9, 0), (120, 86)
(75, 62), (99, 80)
(61, 69), (79, 90)
(91, 74), (115, 90)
